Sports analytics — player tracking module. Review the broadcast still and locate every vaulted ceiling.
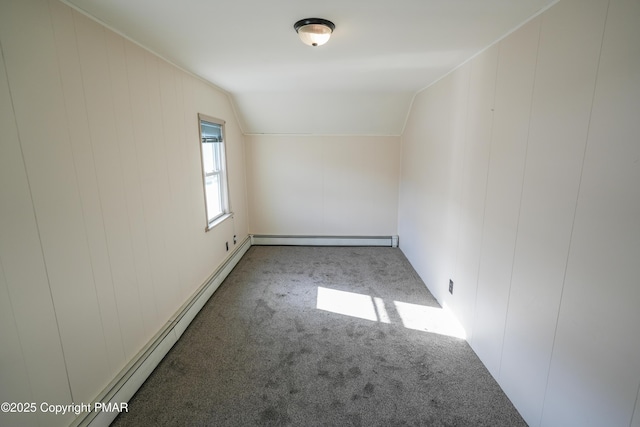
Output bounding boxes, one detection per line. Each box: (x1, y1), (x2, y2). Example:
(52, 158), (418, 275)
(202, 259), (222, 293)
(64, 0), (557, 135)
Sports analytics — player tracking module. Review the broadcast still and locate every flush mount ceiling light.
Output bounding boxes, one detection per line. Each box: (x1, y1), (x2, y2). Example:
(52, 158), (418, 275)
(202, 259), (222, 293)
(294, 18), (335, 47)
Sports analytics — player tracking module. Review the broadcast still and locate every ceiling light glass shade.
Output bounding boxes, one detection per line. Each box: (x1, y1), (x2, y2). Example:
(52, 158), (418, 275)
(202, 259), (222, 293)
(297, 24), (332, 46)
(294, 18), (335, 47)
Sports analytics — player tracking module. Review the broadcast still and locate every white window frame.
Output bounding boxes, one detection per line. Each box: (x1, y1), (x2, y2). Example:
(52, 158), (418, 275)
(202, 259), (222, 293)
(198, 114), (230, 231)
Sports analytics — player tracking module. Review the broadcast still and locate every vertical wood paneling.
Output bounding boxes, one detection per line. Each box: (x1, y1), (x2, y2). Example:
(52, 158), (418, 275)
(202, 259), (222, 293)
(454, 45), (498, 353)
(124, 41), (160, 334)
(473, 17), (540, 382)
(504, 1), (607, 425)
(478, 17), (541, 423)
(177, 74), (205, 289)
(0, 0), (110, 403)
(53, 5), (127, 376)
(103, 30), (148, 358)
(542, 0), (640, 425)
(143, 53), (181, 322)
(158, 62), (189, 301)
(424, 64), (471, 301)
(179, 75), (204, 231)
(0, 261), (33, 427)
(172, 73), (200, 295)
(181, 77), (212, 283)
(398, 65), (470, 304)
(0, 33), (71, 426)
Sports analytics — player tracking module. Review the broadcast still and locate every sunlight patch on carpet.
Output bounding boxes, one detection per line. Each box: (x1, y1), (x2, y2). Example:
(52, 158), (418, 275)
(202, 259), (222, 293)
(316, 287), (465, 339)
(394, 301), (466, 339)
(316, 287), (378, 321)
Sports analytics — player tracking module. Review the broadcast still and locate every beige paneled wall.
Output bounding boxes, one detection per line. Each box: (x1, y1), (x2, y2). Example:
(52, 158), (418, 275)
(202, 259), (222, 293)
(396, 63), (470, 309)
(473, 16), (541, 421)
(398, 0), (640, 426)
(451, 44), (499, 344)
(498, 1), (608, 423)
(540, 0), (640, 424)
(0, 0), (248, 425)
(246, 135), (400, 236)
(0, 32), (72, 426)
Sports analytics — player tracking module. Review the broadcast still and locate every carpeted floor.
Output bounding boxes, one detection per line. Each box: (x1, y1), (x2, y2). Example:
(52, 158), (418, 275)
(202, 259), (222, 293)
(112, 246), (526, 426)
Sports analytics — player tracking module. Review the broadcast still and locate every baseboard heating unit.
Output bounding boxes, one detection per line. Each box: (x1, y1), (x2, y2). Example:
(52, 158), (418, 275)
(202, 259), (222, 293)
(250, 235), (399, 247)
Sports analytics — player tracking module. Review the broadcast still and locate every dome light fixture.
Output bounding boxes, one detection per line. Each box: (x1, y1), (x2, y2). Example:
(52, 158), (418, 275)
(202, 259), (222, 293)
(294, 18), (335, 47)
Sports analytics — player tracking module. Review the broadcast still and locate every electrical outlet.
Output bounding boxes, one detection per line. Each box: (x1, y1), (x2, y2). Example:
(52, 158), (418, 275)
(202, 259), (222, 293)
(449, 279), (454, 294)
(225, 241), (229, 251)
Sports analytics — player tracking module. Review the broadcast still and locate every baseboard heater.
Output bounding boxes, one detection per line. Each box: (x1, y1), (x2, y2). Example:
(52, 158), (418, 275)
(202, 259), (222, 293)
(250, 234), (399, 247)
(74, 237), (251, 427)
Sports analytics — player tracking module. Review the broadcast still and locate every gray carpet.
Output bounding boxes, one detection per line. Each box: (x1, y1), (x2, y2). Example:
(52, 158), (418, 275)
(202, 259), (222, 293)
(112, 246), (526, 426)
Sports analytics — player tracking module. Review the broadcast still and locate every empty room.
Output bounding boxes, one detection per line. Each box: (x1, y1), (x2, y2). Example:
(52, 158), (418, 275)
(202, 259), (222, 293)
(0, 0), (638, 426)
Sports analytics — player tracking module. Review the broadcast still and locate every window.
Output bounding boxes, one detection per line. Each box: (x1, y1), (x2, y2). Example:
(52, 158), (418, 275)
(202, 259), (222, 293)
(198, 114), (229, 229)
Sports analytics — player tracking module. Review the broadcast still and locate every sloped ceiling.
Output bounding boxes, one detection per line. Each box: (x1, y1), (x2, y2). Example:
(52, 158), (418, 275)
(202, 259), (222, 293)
(64, 0), (556, 135)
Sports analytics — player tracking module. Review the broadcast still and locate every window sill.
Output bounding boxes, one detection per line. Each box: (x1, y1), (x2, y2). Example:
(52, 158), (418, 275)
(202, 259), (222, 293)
(206, 212), (233, 232)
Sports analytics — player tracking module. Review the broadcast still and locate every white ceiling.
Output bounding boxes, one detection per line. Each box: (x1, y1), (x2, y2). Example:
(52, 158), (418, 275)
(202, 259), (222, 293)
(65, 0), (556, 135)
